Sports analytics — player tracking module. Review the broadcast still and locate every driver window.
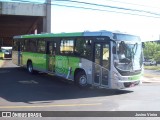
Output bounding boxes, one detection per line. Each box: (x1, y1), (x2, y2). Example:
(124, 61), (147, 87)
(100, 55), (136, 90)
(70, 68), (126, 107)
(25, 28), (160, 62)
(118, 42), (126, 59)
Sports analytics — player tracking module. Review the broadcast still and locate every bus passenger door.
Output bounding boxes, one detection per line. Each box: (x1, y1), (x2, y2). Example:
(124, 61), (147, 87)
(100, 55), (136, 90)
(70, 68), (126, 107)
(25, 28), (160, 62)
(93, 43), (109, 87)
(47, 41), (56, 72)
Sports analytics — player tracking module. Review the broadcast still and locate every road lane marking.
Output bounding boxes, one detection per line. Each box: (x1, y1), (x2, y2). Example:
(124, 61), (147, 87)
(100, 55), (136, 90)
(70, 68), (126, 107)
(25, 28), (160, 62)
(18, 80), (39, 84)
(0, 103), (102, 109)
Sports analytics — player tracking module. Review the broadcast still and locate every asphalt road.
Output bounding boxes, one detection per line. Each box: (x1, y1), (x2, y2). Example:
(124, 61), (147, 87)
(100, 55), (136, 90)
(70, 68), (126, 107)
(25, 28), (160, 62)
(0, 60), (160, 119)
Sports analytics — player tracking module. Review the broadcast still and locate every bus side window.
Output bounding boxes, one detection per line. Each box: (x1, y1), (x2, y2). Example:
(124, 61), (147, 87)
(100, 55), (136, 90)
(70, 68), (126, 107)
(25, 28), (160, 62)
(102, 44), (109, 68)
(25, 40), (31, 52)
(75, 38), (92, 60)
(30, 39), (37, 52)
(20, 40), (25, 52)
(60, 39), (74, 55)
(37, 40), (46, 53)
(13, 40), (19, 51)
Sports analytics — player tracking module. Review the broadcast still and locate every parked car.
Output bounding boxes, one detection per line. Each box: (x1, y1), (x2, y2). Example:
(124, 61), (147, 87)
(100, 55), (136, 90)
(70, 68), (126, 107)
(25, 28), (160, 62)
(0, 47), (12, 59)
(143, 59), (157, 66)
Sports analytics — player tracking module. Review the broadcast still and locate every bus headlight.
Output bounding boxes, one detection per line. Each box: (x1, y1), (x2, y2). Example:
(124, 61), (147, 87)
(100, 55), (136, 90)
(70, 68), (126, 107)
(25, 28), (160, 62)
(113, 72), (120, 80)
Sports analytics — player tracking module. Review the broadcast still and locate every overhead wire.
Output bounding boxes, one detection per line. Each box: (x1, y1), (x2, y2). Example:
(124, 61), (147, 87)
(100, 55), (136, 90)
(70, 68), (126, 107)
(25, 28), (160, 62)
(54, 0), (160, 17)
(2, 0), (160, 18)
(106, 0), (160, 10)
(53, 0), (160, 10)
(7, 0), (160, 10)
(51, 3), (160, 18)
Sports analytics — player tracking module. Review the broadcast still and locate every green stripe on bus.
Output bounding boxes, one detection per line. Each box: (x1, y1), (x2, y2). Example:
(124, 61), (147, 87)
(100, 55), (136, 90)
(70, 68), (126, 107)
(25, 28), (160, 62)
(128, 73), (142, 80)
(21, 32), (83, 39)
(22, 52), (47, 70)
(55, 56), (80, 76)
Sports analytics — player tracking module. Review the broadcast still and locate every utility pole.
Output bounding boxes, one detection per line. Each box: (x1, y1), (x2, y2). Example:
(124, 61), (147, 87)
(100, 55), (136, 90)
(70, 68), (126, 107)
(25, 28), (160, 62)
(43, 0), (51, 33)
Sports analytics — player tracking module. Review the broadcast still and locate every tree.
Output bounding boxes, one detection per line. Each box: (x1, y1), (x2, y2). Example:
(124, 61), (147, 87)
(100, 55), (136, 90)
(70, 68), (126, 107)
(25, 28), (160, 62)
(154, 51), (160, 62)
(143, 42), (160, 62)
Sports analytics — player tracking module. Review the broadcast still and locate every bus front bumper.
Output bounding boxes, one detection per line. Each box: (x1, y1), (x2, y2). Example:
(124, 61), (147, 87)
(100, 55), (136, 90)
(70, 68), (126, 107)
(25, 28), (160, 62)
(115, 80), (141, 89)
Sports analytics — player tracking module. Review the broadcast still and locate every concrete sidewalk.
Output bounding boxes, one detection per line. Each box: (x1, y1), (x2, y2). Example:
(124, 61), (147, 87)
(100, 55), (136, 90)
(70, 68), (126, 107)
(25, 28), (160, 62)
(0, 60), (17, 68)
(0, 60), (5, 67)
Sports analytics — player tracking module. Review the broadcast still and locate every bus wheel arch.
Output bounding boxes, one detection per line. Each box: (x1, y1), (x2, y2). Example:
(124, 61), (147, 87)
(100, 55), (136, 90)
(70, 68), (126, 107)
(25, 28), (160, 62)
(74, 68), (88, 88)
(27, 60), (34, 74)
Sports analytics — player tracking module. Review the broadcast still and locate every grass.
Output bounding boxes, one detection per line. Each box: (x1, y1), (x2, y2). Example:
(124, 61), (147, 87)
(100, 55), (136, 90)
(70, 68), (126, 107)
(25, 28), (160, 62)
(144, 65), (160, 70)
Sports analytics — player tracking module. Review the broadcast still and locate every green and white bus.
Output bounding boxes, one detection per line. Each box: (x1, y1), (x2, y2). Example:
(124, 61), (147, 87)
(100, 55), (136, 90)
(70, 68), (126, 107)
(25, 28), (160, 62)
(12, 31), (143, 89)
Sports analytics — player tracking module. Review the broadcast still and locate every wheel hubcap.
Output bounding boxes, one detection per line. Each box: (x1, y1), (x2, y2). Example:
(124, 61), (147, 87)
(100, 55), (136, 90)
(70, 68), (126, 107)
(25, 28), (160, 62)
(79, 75), (87, 86)
(28, 65), (32, 72)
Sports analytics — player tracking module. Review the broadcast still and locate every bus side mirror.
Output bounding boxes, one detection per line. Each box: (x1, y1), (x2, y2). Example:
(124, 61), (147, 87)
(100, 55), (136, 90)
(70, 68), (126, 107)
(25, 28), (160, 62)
(112, 46), (116, 54)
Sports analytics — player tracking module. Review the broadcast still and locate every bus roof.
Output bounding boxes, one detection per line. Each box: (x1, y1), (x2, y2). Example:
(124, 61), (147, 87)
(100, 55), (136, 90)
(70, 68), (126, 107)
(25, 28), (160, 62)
(13, 30), (115, 39)
(13, 30), (139, 40)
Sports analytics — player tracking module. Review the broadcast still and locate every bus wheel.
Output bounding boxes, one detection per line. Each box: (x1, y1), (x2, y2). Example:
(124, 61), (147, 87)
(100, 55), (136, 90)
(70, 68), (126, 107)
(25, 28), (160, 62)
(27, 62), (33, 74)
(75, 71), (88, 88)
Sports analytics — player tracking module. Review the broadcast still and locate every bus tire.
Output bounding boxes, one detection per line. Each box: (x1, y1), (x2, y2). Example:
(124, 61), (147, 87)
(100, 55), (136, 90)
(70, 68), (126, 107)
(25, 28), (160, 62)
(75, 71), (88, 88)
(27, 61), (34, 74)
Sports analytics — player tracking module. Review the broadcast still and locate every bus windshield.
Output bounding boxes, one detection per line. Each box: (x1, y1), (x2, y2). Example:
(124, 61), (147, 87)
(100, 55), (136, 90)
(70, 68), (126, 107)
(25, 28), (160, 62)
(114, 40), (143, 73)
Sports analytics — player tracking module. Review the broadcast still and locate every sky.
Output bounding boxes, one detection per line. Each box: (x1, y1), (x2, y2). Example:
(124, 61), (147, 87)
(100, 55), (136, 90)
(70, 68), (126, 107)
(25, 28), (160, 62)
(51, 0), (160, 41)
(1, 0), (160, 41)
